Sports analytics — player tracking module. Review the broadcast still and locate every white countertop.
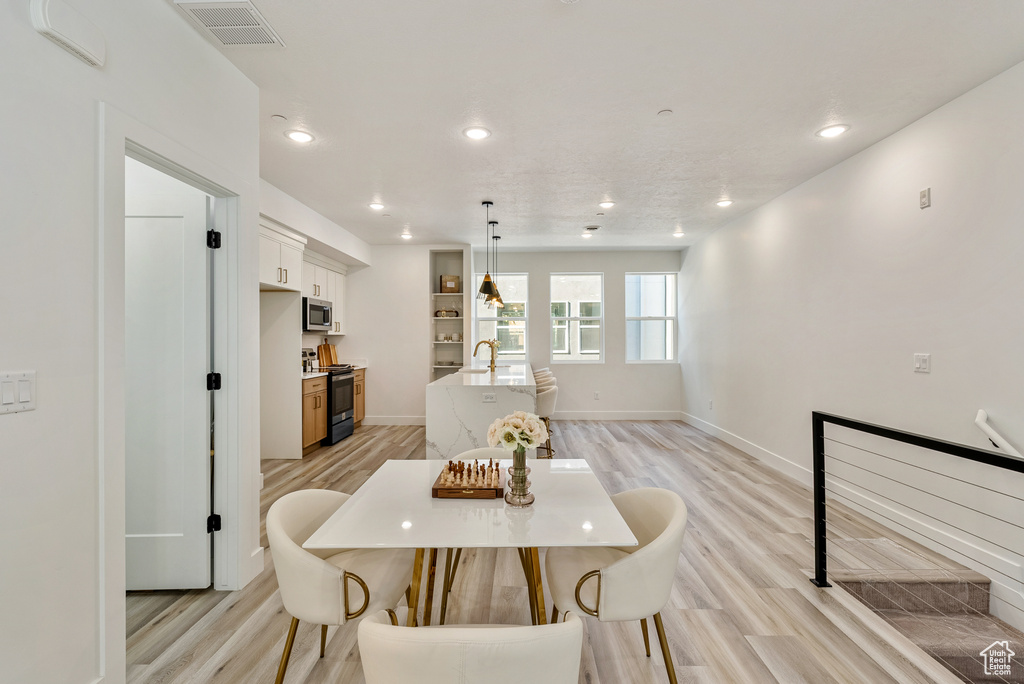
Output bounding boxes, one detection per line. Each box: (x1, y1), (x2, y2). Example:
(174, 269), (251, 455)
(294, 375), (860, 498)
(302, 364), (366, 380)
(303, 459), (637, 550)
(428, 361), (535, 387)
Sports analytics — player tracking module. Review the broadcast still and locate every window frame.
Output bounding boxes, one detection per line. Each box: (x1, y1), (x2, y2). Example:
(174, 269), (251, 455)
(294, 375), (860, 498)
(549, 273), (605, 364)
(624, 272), (677, 364)
(550, 300), (570, 354)
(473, 273), (528, 360)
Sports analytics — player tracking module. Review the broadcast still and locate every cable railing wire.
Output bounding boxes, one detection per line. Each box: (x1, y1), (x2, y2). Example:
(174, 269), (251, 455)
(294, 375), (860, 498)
(811, 411), (1024, 683)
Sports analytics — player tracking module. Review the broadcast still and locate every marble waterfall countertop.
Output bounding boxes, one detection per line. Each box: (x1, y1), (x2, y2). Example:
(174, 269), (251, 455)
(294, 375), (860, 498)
(426, 362), (536, 459)
(430, 362), (534, 386)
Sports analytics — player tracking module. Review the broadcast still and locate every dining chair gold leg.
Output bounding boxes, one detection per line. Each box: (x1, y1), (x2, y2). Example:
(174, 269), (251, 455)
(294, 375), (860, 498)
(449, 547), (463, 589)
(653, 612), (678, 684)
(422, 548), (438, 626)
(319, 624), (328, 657)
(439, 548), (454, 625)
(274, 617), (300, 684)
(406, 548), (425, 627)
(640, 618), (651, 657)
(528, 548), (548, 625)
(517, 548), (539, 625)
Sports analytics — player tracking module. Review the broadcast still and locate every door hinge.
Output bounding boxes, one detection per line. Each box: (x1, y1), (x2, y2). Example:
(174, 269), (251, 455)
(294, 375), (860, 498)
(207, 514), (222, 533)
(207, 230), (221, 249)
(207, 372), (222, 391)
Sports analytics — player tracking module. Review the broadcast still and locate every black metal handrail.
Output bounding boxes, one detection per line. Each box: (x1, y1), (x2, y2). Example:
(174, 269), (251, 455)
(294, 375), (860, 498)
(810, 411), (1024, 588)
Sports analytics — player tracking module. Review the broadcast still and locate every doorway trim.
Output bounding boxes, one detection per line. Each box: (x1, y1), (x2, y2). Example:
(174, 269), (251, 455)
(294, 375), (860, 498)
(98, 102), (263, 681)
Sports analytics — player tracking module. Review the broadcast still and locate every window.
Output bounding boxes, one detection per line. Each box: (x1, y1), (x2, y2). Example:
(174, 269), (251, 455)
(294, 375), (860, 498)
(550, 301), (569, 354)
(550, 274), (603, 362)
(625, 273), (677, 362)
(474, 273), (527, 359)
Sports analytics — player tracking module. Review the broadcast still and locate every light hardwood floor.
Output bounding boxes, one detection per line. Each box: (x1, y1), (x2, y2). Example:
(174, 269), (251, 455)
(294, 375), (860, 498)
(127, 421), (962, 684)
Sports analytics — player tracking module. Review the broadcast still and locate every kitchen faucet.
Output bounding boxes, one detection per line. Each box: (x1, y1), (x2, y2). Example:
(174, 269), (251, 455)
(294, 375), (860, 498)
(473, 339), (500, 372)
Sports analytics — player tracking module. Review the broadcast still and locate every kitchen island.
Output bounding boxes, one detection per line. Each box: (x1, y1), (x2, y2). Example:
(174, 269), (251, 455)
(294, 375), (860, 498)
(425, 362), (536, 459)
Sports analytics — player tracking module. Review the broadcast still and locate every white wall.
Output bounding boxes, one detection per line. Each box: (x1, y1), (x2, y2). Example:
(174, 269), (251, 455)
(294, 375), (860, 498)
(678, 61), (1024, 626)
(339, 247), (682, 424)
(473, 250), (683, 420)
(0, 3), (259, 682)
(335, 245), (435, 424)
(261, 292), (303, 459)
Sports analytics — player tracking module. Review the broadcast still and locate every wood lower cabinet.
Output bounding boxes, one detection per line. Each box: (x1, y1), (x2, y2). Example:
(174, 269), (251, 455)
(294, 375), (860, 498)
(302, 376), (328, 451)
(353, 368), (365, 427)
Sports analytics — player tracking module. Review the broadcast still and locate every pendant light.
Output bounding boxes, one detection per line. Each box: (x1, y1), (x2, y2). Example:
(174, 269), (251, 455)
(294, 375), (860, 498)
(477, 201), (499, 301)
(488, 232), (504, 309)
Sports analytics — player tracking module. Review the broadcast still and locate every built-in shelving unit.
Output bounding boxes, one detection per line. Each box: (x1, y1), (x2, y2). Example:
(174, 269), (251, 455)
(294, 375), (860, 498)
(429, 248), (470, 378)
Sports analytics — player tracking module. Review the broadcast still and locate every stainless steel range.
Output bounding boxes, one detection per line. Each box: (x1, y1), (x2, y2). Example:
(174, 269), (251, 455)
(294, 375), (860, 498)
(321, 364), (354, 445)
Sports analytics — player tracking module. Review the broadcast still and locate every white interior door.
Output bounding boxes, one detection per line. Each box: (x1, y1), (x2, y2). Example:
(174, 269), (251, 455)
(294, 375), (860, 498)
(125, 160), (212, 590)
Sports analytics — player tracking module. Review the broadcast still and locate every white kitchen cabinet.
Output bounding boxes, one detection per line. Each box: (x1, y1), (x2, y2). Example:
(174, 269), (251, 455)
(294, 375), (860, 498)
(302, 260), (330, 300)
(259, 225), (305, 292)
(327, 270), (346, 335)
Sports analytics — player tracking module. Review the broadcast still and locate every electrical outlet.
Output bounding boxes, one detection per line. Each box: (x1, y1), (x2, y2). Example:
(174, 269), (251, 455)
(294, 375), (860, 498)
(913, 353), (931, 373)
(709, 400), (713, 410)
(482, 393), (497, 403)
(920, 188), (931, 209)
(594, 391), (600, 400)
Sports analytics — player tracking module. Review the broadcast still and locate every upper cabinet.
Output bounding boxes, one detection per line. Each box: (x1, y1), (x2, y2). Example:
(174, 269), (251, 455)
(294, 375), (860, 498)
(303, 253), (348, 336)
(302, 262), (330, 300)
(259, 223), (305, 292)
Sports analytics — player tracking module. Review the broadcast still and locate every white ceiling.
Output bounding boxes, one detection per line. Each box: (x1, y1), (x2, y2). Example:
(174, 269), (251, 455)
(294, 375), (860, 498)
(188, 0), (1024, 251)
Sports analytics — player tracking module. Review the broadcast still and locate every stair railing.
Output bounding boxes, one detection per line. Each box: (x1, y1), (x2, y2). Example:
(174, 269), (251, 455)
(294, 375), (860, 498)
(810, 411), (1024, 588)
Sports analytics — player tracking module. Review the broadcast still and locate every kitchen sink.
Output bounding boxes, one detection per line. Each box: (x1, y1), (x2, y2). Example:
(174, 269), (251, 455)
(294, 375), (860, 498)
(458, 365), (511, 373)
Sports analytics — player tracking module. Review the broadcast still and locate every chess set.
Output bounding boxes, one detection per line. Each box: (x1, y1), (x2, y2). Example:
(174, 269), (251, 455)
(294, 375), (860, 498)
(431, 459), (505, 499)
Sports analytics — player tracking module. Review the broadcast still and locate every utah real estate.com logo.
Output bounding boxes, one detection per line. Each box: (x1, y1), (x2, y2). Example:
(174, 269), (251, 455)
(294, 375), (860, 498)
(980, 640), (1015, 677)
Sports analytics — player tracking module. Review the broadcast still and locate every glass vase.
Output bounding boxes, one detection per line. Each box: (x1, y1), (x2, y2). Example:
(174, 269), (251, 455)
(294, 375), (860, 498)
(504, 445), (534, 507)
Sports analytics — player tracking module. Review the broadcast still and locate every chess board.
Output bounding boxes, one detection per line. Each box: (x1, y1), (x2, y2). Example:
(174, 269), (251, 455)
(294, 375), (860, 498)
(431, 459), (505, 499)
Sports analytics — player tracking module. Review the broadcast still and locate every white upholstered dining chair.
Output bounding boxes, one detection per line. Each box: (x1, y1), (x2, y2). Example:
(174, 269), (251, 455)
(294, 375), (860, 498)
(358, 609), (584, 684)
(544, 487), (688, 684)
(267, 489), (415, 684)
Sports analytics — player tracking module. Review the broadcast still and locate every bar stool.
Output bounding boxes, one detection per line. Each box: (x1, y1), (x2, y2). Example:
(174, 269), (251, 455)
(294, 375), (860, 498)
(535, 385), (557, 458)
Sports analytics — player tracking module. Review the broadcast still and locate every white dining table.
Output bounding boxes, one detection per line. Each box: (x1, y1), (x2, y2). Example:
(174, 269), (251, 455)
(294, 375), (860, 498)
(304, 458), (637, 626)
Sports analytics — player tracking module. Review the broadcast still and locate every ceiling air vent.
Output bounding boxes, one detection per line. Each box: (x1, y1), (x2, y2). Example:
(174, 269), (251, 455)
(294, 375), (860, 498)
(173, 1), (285, 48)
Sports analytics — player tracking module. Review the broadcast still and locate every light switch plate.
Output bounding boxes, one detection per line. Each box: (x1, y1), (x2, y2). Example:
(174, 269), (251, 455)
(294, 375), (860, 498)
(920, 188), (931, 209)
(482, 392), (497, 403)
(913, 353), (931, 373)
(0, 371), (36, 414)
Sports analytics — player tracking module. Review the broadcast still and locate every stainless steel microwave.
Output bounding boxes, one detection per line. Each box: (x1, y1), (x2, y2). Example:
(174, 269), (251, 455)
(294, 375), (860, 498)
(303, 297), (332, 332)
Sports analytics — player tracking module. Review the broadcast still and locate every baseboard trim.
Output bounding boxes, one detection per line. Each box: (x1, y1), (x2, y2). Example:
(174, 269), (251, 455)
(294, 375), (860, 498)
(363, 416), (426, 426)
(552, 410), (684, 421)
(679, 411), (811, 485)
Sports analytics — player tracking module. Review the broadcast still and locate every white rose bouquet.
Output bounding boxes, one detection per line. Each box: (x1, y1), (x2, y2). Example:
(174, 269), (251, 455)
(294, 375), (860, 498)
(487, 410), (549, 451)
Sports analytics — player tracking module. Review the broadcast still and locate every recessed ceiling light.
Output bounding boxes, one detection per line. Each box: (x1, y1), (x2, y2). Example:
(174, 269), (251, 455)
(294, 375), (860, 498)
(581, 232), (593, 238)
(381, 213), (391, 217)
(463, 127), (491, 140)
(673, 231), (685, 238)
(816, 124), (850, 138)
(599, 201), (615, 209)
(596, 212), (604, 216)
(285, 130), (314, 143)
(401, 233), (412, 240)
(271, 114), (287, 122)
(716, 199), (733, 207)
(657, 109), (673, 116)
(369, 203), (384, 210)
